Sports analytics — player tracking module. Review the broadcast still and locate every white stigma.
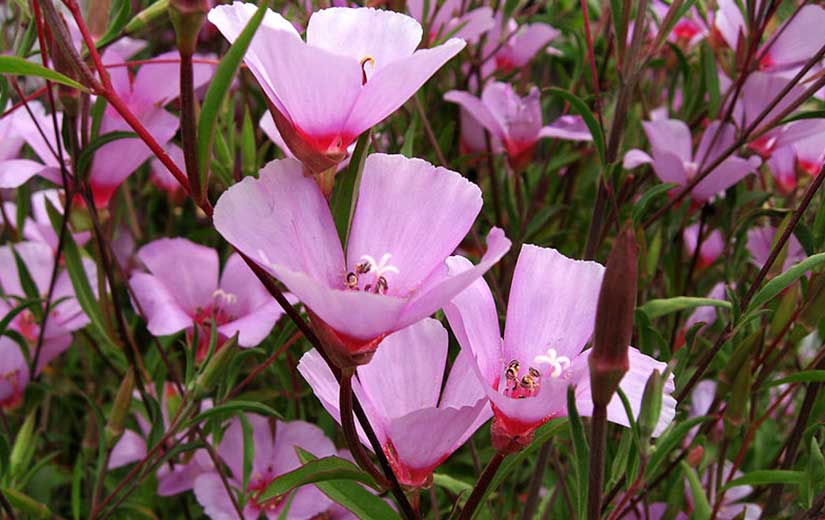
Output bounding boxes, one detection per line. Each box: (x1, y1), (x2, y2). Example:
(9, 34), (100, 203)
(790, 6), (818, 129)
(533, 348), (571, 378)
(212, 288), (237, 305)
(359, 253), (400, 279)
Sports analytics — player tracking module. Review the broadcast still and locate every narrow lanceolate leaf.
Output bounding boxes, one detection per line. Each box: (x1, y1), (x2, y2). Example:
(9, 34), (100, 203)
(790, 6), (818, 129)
(638, 297), (732, 319)
(545, 87), (606, 164)
(721, 470), (804, 491)
(44, 200), (117, 349)
(567, 386), (589, 520)
(124, 0), (169, 34)
(682, 462), (711, 520)
(0, 56), (88, 91)
(331, 131), (371, 245)
(747, 252), (825, 311)
(95, 0), (132, 48)
(184, 400), (282, 428)
(632, 183), (678, 225)
(259, 455), (378, 501)
(197, 0), (269, 190)
(10, 247), (41, 306)
(296, 449), (397, 520)
(764, 370), (825, 388)
(647, 416), (709, 475)
(1, 488), (52, 518)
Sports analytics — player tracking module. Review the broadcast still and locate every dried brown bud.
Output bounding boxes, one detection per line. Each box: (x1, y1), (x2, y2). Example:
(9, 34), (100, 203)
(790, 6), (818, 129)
(589, 222), (639, 407)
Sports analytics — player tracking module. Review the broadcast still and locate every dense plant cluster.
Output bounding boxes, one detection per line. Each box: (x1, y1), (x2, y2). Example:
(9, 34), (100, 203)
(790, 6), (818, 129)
(0, 0), (824, 517)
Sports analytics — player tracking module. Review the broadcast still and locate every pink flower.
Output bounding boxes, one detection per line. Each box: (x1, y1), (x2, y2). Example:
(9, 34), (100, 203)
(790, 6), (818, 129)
(298, 318), (491, 487)
(684, 282), (730, 333)
(193, 416), (336, 519)
(481, 14), (559, 75)
(746, 224), (806, 272)
(683, 223), (724, 269)
(109, 385), (213, 496)
(208, 4), (465, 174)
(0, 102), (63, 189)
(89, 49), (215, 207)
(213, 153), (510, 365)
(768, 130), (825, 193)
(407, 0), (494, 45)
(0, 241), (94, 408)
(444, 82), (591, 171)
(444, 244), (676, 448)
(18, 190), (90, 252)
(624, 119), (761, 202)
(653, 0), (707, 46)
(129, 238), (289, 358)
(149, 143), (186, 201)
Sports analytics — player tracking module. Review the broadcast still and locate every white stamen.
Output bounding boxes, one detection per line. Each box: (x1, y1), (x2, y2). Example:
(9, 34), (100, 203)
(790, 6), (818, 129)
(359, 253), (400, 278)
(212, 288), (237, 305)
(534, 348), (571, 378)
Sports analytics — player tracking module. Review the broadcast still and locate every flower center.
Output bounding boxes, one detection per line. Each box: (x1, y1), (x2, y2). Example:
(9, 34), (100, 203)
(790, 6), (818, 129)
(248, 472), (288, 512)
(684, 160), (699, 180)
(16, 310), (39, 343)
(500, 348), (571, 399)
(344, 253), (399, 295)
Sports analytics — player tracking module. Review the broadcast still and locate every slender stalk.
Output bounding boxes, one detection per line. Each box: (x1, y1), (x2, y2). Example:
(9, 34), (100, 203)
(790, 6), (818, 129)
(179, 51), (204, 207)
(338, 369), (391, 489)
(458, 452), (505, 520)
(587, 404), (608, 520)
(0, 489), (17, 520)
(521, 442), (552, 520)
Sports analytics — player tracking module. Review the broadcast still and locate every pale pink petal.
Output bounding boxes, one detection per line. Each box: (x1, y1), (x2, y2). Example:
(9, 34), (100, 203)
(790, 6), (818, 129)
(343, 39), (465, 137)
(356, 319), (446, 421)
(652, 150), (689, 186)
(684, 282), (729, 331)
(0, 160), (61, 189)
(449, 8), (495, 43)
(272, 420), (337, 474)
(132, 51), (216, 106)
(130, 272), (194, 336)
(306, 7), (422, 77)
(508, 23), (560, 65)
(0, 337), (27, 405)
(767, 145), (797, 192)
(692, 156), (760, 202)
(137, 238), (218, 316)
(347, 154), (482, 294)
(194, 472), (247, 520)
(575, 347), (676, 436)
(539, 115), (593, 141)
(108, 429), (147, 469)
(149, 143), (185, 193)
(623, 149), (654, 169)
(695, 121), (737, 167)
(682, 223), (724, 266)
(0, 241), (54, 295)
(213, 157), (344, 288)
(714, 0), (745, 51)
(218, 414), (273, 482)
(504, 244), (605, 363)
(643, 119), (692, 161)
(761, 5), (825, 69)
(444, 90), (505, 140)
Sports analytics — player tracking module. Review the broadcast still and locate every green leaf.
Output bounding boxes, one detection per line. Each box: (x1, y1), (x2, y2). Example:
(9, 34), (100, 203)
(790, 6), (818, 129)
(123, 0), (169, 34)
(72, 455), (83, 520)
(296, 449), (397, 520)
(748, 252), (825, 311)
(0, 56), (88, 91)
(432, 473), (473, 495)
(10, 410), (37, 480)
(401, 107), (418, 158)
(95, 0), (132, 48)
(701, 43), (720, 117)
(10, 245), (41, 305)
(331, 131), (370, 245)
(184, 400), (282, 428)
(77, 130), (138, 177)
(1, 488), (52, 518)
(545, 87), (605, 164)
(763, 370), (825, 388)
(632, 183), (678, 224)
(779, 110), (825, 126)
(721, 470), (804, 491)
(241, 105), (257, 177)
(638, 297), (732, 319)
(240, 413), (254, 492)
(567, 386), (588, 520)
(647, 416), (710, 476)
(805, 437), (825, 507)
(682, 462), (711, 520)
(259, 455), (378, 501)
(197, 0), (269, 190)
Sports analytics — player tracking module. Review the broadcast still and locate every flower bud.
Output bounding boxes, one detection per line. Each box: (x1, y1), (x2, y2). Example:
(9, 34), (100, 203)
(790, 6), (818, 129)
(589, 223), (638, 407)
(168, 0), (209, 56)
(638, 369), (663, 444)
(104, 368), (134, 447)
(687, 445), (704, 467)
(190, 333), (238, 398)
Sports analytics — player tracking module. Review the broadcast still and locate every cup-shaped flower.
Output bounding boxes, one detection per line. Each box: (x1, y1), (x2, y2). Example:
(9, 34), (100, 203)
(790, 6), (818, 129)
(208, 3), (465, 174)
(746, 224), (806, 272)
(213, 153), (510, 366)
(407, 0), (494, 45)
(298, 318), (491, 488)
(193, 416), (336, 519)
(0, 241), (95, 408)
(481, 14), (559, 75)
(624, 119), (760, 202)
(444, 82), (591, 172)
(444, 244), (676, 450)
(683, 223), (724, 269)
(89, 49), (215, 207)
(129, 238), (288, 358)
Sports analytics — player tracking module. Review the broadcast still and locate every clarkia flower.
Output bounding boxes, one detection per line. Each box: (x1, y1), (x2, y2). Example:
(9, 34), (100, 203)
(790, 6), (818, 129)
(481, 14), (559, 75)
(0, 241), (94, 408)
(407, 0), (494, 45)
(767, 130), (825, 193)
(0, 102), (63, 189)
(444, 82), (591, 172)
(444, 244), (676, 449)
(208, 3), (465, 174)
(18, 190), (90, 252)
(213, 153), (510, 366)
(193, 415), (336, 519)
(298, 318), (491, 487)
(624, 118), (761, 203)
(746, 224), (805, 272)
(652, 0), (707, 47)
(89, 49), (214, 207)
(149, 143), (187, 202)
(129, 238), (288, 358)
(683, 223), (724, 269)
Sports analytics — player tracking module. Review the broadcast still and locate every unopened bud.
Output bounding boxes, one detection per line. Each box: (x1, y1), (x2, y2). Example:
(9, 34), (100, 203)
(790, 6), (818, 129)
(589, 223), (638, 406)
(189, 334), (238, 398)
(168, 0), (209, 56)
(638, 370), (663, 444)
(687, 445), (704, 467)
(104, 369), (134, 447)
(39, 0), (97, 90)
(10, 411), (37, 479)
